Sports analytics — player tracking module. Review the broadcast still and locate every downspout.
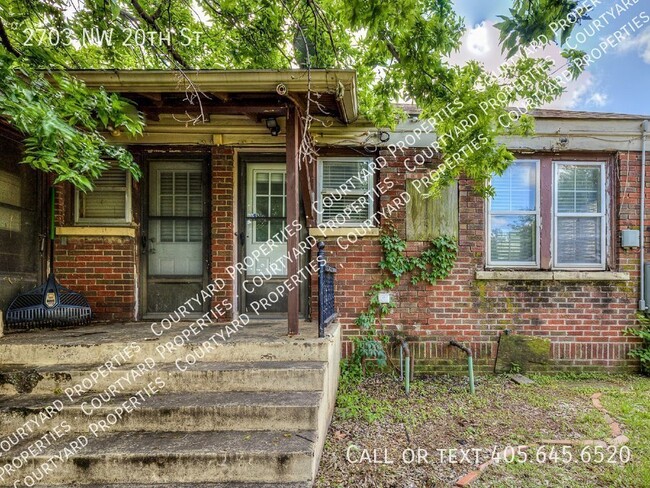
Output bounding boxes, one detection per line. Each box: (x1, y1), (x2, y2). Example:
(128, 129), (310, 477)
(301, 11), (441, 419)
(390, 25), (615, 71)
(640, 120), (649, 311)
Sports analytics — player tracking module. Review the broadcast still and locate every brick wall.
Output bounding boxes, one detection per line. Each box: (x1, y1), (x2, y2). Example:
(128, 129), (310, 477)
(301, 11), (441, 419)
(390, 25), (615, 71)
(321, 148), (644, 373)
(54, 236), (137, 321)
(51, 182), (137, 322)
(210, 146), (235, 318)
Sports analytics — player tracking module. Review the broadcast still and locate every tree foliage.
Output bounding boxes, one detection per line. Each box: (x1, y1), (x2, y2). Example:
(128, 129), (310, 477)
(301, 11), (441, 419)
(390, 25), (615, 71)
(0, 0), (578, 192)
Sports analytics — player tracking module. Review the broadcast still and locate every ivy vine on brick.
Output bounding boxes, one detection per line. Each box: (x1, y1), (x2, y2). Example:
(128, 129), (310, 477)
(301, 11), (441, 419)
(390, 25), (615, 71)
(352, 226), (458, 369)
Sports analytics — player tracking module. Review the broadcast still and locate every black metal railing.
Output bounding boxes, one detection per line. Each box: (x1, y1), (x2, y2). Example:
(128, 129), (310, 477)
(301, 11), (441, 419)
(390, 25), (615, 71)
(317, 241), (337, 338)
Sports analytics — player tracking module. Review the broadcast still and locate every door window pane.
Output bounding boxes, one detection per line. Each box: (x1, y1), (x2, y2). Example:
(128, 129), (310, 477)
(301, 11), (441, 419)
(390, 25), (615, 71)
(256, 173), (269, 195)
(252, 170), (285, 243)
(148, 162), (204, 278)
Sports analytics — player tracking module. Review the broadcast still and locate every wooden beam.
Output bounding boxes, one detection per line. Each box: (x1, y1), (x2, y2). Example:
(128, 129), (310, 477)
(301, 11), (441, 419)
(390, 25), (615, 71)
(297, 114), (316, 227)
(282, 92), (308, 116)
(210, 92), (230, 102)
(135, 92), (163, 104)
(141, 105), (287, 117)
(286, 105), (300, 336)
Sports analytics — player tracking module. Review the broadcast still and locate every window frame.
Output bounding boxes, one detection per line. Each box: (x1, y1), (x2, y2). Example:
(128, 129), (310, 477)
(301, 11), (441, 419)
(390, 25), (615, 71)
(552, 161), (607, 270)
(317, 157), (375, 227)
(486, 159), (541, 268)
(74, 167), (132, 225)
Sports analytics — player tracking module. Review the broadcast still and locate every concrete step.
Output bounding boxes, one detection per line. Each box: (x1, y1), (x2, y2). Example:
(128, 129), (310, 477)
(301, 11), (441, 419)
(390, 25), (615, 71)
(0, 430), (315, 485)
(0, 391), (321, 436)
(0, 338), (331, 367)
(0, 361), (326, 395)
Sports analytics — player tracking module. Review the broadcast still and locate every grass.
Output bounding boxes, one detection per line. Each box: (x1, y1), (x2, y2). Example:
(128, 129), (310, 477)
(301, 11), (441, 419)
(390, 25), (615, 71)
(316, 371), (650, 488)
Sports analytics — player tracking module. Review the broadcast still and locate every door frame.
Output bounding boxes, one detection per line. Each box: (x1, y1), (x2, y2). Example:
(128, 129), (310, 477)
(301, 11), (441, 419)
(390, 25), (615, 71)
(237, 152), (309, 318)
(140, 152), (211, 319)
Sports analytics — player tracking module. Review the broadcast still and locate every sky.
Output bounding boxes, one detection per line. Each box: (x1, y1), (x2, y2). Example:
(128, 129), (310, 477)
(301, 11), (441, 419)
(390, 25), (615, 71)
(450, 0), (650, 116)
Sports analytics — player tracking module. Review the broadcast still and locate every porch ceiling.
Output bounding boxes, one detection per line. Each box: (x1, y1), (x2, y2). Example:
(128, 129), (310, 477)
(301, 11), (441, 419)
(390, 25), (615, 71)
(67, 69), (358, 124)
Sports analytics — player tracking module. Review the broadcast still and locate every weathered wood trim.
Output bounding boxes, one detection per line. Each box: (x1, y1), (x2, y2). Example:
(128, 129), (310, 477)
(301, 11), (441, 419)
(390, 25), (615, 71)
(309, 227), (380, 238)
(56, 226), (136, 238)
(286, 105), (300, 336)
(475, 270), (630, 281)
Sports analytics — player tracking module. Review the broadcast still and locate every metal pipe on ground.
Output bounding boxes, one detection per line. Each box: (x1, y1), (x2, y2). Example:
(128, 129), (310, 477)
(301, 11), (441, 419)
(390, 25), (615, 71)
(399, 339), (411, 395)
(449, 340), (475, 395)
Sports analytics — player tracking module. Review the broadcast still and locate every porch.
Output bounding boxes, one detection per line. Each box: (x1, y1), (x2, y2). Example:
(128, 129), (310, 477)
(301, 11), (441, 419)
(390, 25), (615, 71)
(0, 319), (341, 486)
(0, 319), (320, 347)
(32, 69), (356, 337)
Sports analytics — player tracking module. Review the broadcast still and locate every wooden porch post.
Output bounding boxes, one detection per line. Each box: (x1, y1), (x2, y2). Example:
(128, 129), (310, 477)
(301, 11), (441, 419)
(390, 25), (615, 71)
(286, 105), (300, 336)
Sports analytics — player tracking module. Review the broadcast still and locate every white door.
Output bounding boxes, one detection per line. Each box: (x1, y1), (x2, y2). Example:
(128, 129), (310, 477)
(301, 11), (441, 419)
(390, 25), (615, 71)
(149, 162), (203, 275)
(146, 160), (206, 314)
(245, 164), (287, 276)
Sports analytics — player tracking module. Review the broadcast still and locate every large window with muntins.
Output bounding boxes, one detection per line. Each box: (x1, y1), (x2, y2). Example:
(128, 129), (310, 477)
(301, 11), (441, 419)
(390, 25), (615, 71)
(553, 162), (605, 268)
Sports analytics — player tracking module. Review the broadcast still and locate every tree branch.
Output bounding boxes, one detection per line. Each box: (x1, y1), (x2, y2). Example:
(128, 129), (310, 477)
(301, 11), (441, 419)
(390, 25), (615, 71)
(0, 18), (21, 57)
(129, 0), (190, 69)
(385, 40), (401, 63)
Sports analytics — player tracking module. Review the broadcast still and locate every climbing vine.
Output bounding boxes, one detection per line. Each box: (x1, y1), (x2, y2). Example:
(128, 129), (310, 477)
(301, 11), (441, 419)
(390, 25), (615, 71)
(351, 227), (458, 370)
(626, 313), (650, 375)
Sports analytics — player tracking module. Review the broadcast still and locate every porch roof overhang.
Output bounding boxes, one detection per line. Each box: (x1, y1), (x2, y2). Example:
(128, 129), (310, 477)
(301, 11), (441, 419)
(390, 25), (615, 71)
(66, 69), (358, 125)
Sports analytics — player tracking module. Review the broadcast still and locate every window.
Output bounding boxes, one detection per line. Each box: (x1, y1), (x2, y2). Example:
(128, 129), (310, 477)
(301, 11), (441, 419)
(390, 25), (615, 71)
(554, 162), (605, 268)
(486, 158), (609, 270)
(75, 164), (131, 224)
(487, 160), (539, 267)
(157, 170), (202, 243)
(318, 157), (374, 226)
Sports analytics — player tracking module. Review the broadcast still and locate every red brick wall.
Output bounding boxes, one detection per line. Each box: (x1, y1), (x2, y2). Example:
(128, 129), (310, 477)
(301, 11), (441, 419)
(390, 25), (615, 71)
(321, 148), (644, 373)
(51, 181), (137, 322)
(54, 236), (137, 321)
(52, 148), (238, 323)
(210, 146), (235, 318)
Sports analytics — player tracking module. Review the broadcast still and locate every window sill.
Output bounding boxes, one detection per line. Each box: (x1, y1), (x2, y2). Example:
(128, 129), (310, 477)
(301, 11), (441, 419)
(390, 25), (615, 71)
(476, 270), (630, 281)
(309, 227), (380, 238)
(56, 226), (136, 238)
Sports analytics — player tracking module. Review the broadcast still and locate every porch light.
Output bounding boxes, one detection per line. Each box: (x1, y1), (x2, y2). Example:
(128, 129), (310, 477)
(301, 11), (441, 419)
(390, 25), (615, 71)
(266, 117), (280, 136)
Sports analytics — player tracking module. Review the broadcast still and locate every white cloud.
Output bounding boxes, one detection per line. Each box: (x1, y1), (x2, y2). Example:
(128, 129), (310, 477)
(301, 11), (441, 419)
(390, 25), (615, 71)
(448, 21), (505, 68)
(465, 22), (492, 56)
(448, 21), (610, 112)
(587, 92), (608, 107)
(547, 74), (592, 109)
(616, 28), (650, 64)
(545, 73), (609, 110)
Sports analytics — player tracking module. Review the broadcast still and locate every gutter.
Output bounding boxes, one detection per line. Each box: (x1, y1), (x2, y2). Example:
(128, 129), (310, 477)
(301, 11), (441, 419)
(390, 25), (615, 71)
(641, 119), (649, 310)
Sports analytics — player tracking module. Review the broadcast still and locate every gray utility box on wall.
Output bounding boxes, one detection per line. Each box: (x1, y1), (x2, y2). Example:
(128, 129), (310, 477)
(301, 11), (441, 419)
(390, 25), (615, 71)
(621, 229), (640, 248)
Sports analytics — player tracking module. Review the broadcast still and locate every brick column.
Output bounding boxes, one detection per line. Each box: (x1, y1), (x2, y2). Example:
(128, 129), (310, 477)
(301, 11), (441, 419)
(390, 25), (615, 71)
(211, 146), (235, 320)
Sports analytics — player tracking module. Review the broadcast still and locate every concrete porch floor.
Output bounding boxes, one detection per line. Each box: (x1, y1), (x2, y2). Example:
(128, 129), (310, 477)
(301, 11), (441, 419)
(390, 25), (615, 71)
(0, 318), (321, 346)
